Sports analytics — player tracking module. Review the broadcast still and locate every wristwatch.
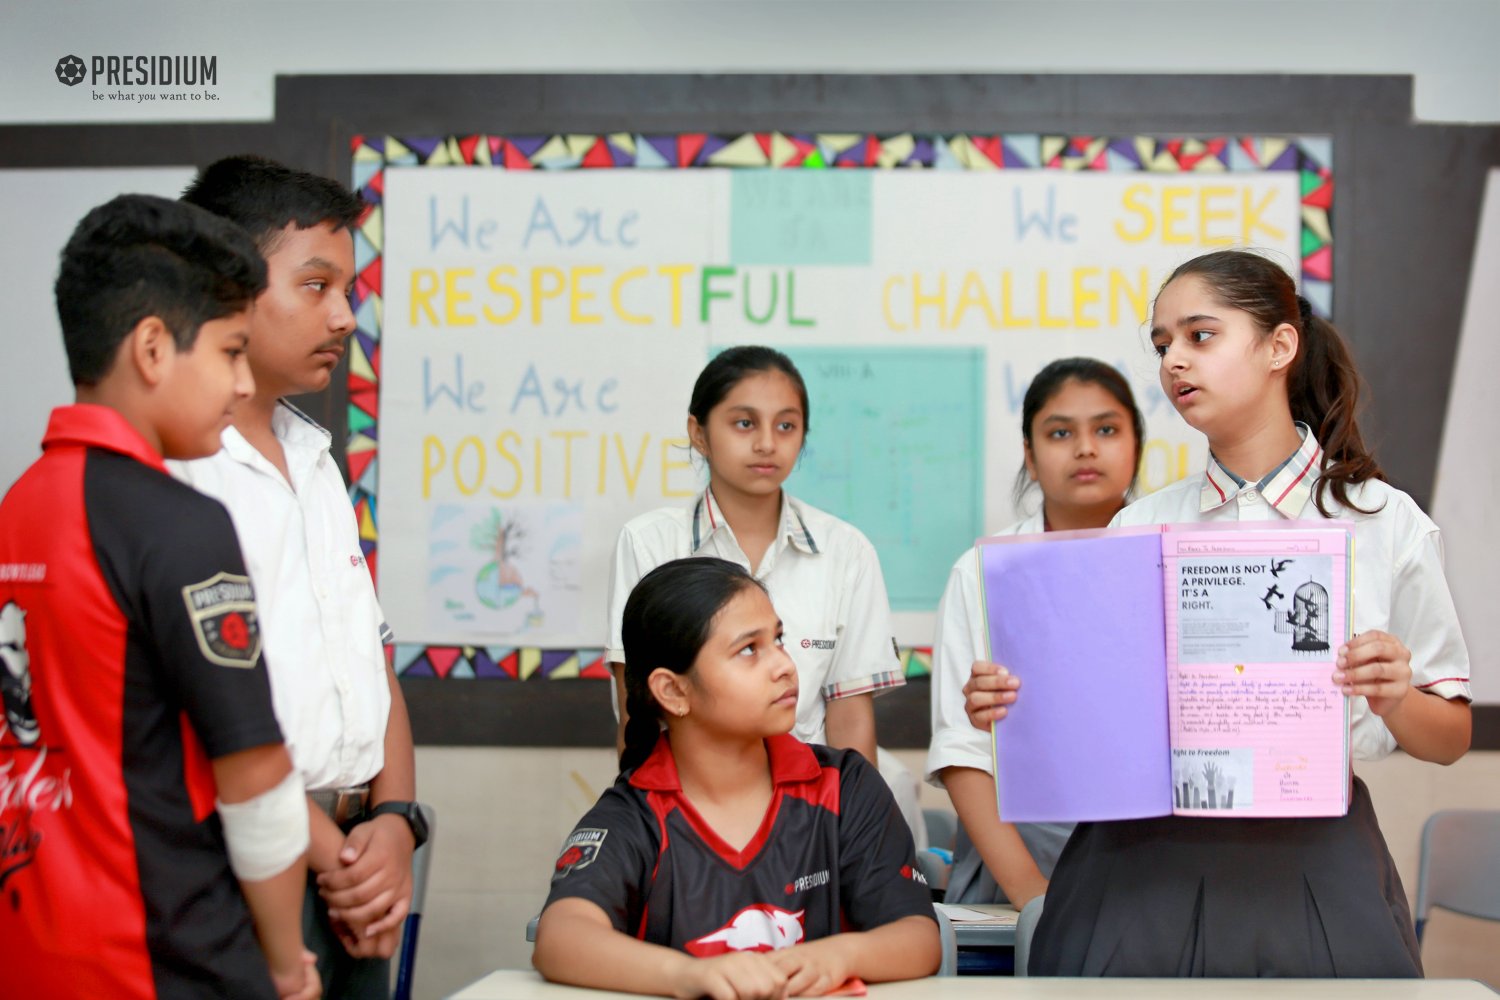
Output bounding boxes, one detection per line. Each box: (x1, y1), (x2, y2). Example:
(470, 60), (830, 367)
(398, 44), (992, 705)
(368, 800), (430, 850)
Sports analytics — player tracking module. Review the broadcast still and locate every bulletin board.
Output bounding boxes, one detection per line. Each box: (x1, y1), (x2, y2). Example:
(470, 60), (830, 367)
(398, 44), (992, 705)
(342, 132), (1333, 682)
(12, 71), (1497, 747)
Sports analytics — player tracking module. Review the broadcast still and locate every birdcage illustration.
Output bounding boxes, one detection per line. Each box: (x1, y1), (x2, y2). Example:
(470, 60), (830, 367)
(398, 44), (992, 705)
(1273, 578), (1330, 652)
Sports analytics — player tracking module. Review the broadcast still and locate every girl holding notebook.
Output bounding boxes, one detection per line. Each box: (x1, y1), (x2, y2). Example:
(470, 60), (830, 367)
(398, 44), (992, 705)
(965, 249), (1471, 977)
(927, 359), (1144, 913)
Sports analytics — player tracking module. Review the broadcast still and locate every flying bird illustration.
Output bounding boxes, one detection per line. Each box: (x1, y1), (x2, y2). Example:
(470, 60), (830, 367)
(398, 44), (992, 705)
(1261, 584), (1285, 611)
(1269, 559), (1293, 577)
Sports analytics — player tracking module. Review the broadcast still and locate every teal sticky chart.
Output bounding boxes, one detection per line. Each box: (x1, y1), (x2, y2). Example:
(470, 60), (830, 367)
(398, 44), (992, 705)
(782, 346), (985, 610)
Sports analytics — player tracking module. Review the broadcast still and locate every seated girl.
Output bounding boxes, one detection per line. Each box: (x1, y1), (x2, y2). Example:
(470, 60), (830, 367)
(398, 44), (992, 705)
(534, 557), (939, 998)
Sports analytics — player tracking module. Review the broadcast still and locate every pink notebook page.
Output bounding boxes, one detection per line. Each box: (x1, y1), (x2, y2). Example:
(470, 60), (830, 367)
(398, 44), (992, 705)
(1161, 523), (1352, 818)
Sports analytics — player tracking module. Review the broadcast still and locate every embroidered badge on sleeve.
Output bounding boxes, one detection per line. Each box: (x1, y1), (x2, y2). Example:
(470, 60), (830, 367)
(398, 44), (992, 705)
(552, 828), (607, 880)
(180, 573), (261, 668)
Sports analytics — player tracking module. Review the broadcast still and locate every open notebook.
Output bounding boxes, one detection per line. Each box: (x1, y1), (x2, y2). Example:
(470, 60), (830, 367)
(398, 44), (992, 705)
(980, 522), (1353, 822)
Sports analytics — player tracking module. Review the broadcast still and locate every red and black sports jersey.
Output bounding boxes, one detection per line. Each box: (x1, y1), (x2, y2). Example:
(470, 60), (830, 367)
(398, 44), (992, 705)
(545, 733), (935, 955)
(0, 405), (285, 1000)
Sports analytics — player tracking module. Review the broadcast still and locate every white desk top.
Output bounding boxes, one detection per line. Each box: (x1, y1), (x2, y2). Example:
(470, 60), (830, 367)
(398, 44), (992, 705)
(449, 970), (1497, 999)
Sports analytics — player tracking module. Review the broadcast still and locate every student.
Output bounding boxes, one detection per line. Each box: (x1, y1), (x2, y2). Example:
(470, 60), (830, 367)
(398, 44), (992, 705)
(536, 558), (940, 999)
(172, 156), (422, 997)
(927, 358), (1143, 911)
(606, 346), (903, 764)
(965, 249), (1472, 977)
(0, 194), (317, 999)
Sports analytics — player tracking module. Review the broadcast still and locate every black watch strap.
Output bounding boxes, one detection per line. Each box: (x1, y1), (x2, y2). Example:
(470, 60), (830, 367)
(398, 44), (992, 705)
(368, 800), (429, 849)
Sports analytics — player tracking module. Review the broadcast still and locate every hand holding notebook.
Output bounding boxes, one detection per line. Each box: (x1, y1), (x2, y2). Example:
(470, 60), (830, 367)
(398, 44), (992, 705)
(979, 522), (1353, 822)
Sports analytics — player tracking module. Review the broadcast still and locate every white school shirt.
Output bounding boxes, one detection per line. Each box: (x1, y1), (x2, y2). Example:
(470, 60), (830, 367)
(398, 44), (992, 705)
(605, 489), (905, 744)
(1111, 425), (1472, 761)
(925, 509), (1044, 786)
(170, 402), (392, 791)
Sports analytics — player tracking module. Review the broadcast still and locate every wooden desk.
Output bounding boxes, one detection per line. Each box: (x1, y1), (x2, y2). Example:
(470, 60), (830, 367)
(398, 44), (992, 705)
(449, 970), (1498, 999)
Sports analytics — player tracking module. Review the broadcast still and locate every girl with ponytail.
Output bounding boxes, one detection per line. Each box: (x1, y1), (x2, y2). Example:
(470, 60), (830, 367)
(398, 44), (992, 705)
(536, 558), (939, 998)
(965, 249), (1472, 978)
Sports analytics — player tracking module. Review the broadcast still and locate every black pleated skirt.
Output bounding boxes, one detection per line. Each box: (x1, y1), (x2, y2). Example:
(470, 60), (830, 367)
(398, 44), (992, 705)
(1029, 777), (1421, 977)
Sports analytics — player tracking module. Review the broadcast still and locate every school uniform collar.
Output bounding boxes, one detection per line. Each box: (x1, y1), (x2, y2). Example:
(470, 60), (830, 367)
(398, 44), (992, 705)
(628, 732), (822, 791)
(219, 400), (330, 457)
(274, 399), (331, 445)
(41, 403), (166, 472)
(691, 489), (820, 556)
(1200, 422), (1322, 518)
(219, 400), (331, 488)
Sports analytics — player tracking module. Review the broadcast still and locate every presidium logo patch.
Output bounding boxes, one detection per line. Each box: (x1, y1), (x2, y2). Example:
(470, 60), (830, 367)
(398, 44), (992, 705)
(181, 573), (260, 668)
(552, 828), (607, 880)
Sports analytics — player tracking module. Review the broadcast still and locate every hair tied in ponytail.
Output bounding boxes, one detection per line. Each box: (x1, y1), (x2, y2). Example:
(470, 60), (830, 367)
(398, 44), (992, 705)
(1161, 250), (1386, 517)
(1295, 294), (1315, 328)
(617, 558), (765, 775)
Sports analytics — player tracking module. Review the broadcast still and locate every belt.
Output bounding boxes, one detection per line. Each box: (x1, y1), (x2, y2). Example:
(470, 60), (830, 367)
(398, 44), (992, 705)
(309, 785), (371, 831)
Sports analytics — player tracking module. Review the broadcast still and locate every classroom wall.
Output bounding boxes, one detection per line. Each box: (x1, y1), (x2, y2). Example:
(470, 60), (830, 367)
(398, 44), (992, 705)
(3, 7), (1499, 998)
(0, 168), (196, 496)
(3, 1), (1499, 125)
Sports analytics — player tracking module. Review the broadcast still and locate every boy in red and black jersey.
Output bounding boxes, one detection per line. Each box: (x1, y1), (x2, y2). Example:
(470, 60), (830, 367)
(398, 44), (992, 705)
(547, 734), (933, 956)
(0, 195), (317, 999)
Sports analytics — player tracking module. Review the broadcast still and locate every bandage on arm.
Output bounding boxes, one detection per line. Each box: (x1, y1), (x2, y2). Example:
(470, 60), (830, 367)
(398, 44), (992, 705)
(217, 766), (311, 881)
(212, 744), (312, 988)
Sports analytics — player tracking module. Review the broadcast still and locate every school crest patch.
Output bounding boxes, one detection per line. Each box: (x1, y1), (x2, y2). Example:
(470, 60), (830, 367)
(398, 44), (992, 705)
(181, 572), (260, 668)
(552, 828), (607, 880)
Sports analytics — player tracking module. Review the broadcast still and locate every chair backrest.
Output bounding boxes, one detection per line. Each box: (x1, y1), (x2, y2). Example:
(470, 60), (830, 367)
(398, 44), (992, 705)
(923, 808), (958, 853)
(1414, 809), (1500, 942)
(915, 848), (950, 898)
(393, 803), (437, 1000)
(1013, 894), (1045, 977)
(933, 905), (957, 976)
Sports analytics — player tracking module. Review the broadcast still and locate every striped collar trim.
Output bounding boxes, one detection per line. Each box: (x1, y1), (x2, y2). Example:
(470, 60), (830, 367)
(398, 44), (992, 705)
(276, 399), (330, 437)
(691, 489), (819, 556)
(1200, 424), (1322, 517)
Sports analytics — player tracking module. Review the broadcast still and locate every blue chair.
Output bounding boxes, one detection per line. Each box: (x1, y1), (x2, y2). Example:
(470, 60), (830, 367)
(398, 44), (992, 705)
(393, 803), (436, 1000)
(1414, 809), (1500, 944)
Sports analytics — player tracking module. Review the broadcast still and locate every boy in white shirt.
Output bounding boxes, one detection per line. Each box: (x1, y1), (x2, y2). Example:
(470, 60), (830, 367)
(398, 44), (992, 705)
(173, 155), (422, 998)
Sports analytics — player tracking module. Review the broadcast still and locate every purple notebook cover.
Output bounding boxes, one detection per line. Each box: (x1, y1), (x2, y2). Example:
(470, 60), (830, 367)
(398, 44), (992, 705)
(982, 531), (1173, 822)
